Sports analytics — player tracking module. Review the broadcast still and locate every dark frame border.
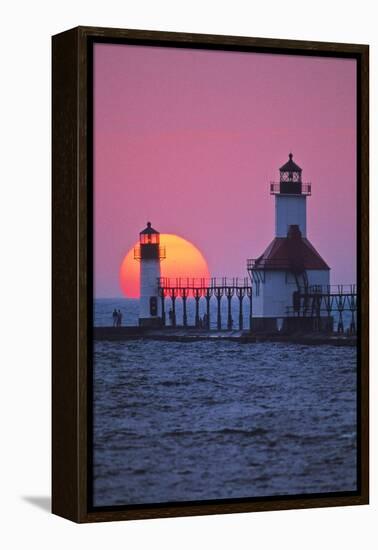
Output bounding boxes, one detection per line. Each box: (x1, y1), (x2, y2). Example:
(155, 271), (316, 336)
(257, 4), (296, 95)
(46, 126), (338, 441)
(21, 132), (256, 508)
(52, 26), (369, 523)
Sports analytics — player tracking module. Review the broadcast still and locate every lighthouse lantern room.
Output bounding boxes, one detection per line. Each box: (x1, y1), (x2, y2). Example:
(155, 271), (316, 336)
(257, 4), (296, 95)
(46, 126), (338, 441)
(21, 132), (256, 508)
(248, 154), (330, 331)
(134, 222), (165, 327)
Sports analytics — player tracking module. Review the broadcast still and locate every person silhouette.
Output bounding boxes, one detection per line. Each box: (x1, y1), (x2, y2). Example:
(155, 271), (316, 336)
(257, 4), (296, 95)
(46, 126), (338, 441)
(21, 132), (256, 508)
(203, 313), (208, 329)
(112, 308), (118, 327)
(117, 309), (122, 327)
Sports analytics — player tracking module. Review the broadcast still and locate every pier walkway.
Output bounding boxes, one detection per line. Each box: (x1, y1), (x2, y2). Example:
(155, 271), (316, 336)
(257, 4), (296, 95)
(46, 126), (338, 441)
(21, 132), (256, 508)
(94, 326), (356, 346)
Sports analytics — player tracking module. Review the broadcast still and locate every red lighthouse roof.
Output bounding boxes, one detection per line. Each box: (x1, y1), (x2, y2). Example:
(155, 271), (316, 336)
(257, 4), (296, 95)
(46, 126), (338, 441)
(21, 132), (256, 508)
(251, 225), (329, 272)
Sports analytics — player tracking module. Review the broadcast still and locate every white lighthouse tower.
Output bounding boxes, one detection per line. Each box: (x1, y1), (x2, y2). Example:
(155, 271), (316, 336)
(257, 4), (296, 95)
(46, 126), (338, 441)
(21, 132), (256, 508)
(134, 222), (165, 327)
(248, 154), (330, 331)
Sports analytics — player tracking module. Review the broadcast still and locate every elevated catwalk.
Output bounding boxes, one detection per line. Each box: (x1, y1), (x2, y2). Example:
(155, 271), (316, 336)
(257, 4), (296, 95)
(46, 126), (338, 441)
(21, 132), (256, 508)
(157, 277), (252, 330)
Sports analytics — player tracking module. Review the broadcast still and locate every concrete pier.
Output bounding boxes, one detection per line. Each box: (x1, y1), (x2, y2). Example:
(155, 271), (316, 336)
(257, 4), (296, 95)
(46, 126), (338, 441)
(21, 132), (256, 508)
(94, 326), (356, 346)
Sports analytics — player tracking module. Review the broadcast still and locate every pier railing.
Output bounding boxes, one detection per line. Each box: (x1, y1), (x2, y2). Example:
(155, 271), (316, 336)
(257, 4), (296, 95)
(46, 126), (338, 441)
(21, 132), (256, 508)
(287, 285), (358, 334)
(158, 277), (250, 289)
(157, 277), (252, 330)
(247, 258), (293, 270)
(155, 276), (357, 335)
(301, 284), (357, 295)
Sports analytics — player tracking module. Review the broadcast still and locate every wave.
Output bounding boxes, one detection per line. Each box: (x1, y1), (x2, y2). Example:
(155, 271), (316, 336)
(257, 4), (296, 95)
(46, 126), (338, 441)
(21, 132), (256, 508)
(165, 427), (269, 438)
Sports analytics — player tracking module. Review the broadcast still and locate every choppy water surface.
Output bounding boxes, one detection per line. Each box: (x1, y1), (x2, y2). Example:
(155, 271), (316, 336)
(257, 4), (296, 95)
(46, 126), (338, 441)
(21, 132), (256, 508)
(93, 337), (357, 506)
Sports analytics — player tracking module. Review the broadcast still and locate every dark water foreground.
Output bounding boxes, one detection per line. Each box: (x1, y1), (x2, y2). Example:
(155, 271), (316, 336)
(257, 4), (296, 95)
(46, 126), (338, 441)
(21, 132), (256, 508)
(92, 340), (357, 507)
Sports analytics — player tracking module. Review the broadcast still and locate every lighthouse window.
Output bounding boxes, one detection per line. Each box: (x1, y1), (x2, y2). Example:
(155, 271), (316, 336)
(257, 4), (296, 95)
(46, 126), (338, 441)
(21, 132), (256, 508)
(140, 233), (159, 245)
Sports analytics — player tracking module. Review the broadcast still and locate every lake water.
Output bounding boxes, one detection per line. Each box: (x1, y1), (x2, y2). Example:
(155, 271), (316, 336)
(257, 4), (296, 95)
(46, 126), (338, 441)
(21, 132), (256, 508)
(92, 299), (357, 507)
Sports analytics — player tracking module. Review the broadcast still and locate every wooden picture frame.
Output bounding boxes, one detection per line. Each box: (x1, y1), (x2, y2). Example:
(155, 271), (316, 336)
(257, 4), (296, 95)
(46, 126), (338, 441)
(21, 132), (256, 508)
(52, 26), (369, 523)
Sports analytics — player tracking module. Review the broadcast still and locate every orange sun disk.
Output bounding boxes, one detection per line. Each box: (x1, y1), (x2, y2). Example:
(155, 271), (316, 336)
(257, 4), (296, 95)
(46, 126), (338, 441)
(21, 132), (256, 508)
(120, 234), (210, 298)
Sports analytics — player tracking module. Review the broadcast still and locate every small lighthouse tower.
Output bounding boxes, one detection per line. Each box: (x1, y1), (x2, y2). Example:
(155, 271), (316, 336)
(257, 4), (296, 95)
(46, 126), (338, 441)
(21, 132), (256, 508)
(248, 154), (330, 331)
(134, 222), (165, 327)
(274, 153), (307, 238)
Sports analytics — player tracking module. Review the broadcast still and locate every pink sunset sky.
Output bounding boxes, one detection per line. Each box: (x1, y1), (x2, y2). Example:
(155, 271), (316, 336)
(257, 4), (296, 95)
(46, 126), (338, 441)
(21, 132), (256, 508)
(94, 43), (357, 298)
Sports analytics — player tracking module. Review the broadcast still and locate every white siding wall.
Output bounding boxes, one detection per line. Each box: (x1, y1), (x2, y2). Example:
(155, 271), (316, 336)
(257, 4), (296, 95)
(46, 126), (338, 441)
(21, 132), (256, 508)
(253, 271), (292, 317)
(252, 280), (264, 317)
(275, 195), (307, 237)
(139, 259), (161, 319)
(262, 271), (296, 317)
(253, 268), (330, 318)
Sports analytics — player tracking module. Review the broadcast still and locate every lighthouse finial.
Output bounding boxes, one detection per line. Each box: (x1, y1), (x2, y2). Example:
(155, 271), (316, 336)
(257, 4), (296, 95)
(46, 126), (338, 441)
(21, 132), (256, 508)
(289, 152), (293, 160)
(147, 221), (151, 228)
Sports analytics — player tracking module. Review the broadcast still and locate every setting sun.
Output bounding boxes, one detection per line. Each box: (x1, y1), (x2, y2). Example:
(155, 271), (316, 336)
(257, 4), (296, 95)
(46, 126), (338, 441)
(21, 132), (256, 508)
(120, 234), (210, 298)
